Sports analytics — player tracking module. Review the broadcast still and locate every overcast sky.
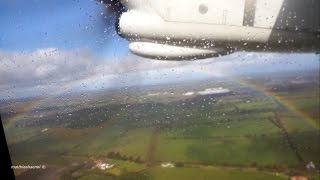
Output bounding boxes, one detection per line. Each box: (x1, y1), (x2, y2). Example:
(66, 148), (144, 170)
(0, 0), (319, 100)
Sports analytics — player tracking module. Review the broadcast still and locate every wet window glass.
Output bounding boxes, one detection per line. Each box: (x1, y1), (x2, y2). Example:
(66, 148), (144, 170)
(0, 0), (319, 179)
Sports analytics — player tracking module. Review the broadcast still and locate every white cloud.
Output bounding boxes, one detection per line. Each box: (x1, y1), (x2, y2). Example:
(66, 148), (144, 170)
(0, 48), (318, 100)
(0, 48), (191, 99)
(183, 91), (194, 96)
(198, 87), (230, 95)
(35, 64), (57, 77)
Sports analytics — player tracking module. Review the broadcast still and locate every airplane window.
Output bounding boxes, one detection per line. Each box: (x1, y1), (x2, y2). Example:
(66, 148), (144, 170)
(0, 0), (319, 179)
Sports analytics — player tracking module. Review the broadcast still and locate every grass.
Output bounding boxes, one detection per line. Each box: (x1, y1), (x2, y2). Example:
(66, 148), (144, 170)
(289, 131), (320, 166)
(8, 126), (152, 165)
(281, 116), (316, 132)
(104, 160), (146, 176)
(108, 128), (152, 159)
(278, 89), (319, 125)
(77, 174), (114, 180)
(68, 125), (126, 156)
(165, 117), (281, 138)
(155, 134), (299, 166)
(76, 166), (288, 180)
(145, 167), (287, 180)
(6, 80), (319, 179)
(4, 127), (38, 143)
(236, 101), (277, 111)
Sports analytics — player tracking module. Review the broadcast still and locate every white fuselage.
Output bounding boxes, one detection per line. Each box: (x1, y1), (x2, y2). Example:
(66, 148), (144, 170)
(119, 0), (320, 60)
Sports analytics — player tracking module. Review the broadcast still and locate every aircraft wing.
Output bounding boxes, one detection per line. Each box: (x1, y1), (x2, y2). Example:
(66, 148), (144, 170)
(116, 0), (320, 60)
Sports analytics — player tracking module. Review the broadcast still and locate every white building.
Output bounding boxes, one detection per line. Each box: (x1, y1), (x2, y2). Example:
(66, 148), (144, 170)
(161, 162), (174, 168)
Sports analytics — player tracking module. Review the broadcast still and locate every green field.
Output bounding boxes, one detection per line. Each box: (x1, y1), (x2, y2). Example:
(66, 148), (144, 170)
(145, 167), (287, 180)
(155, 134), (299, 166)
(3, 78), (319, 179)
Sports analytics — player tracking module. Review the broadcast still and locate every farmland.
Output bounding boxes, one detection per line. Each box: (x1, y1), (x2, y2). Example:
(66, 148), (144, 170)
(1, 71), (319, 180)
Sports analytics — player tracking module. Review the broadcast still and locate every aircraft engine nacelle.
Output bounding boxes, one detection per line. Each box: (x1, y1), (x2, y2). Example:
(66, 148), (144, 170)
(119, 0), (320, 60)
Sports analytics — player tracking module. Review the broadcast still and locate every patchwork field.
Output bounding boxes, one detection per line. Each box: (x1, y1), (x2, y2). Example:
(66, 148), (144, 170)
(2, 75), (319, 180)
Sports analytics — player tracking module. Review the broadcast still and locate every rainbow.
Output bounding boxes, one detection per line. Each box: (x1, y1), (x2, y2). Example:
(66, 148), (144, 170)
(195, 67), (319, 129)
(3, 67), (319, 130)
(234, 77), (319, 129)
(3, 97), (46, 130)
(3, 76), (92, 130)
